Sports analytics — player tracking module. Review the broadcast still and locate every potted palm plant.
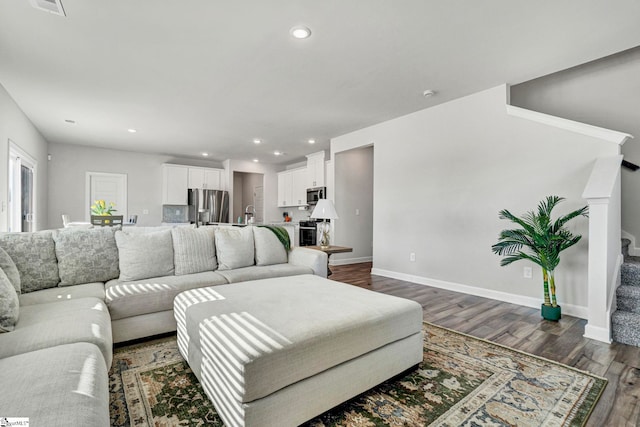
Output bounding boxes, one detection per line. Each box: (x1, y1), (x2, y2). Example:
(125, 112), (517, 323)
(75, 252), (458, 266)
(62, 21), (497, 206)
(491, 196), (588, 321)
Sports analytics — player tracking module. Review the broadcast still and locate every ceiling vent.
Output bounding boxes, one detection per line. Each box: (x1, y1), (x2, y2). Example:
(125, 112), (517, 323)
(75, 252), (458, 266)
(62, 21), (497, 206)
(29, 0), (66, 17)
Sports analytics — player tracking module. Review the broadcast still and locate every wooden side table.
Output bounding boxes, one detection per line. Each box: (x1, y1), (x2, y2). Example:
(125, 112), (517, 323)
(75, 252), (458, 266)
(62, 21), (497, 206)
(306, 245), (353, 276)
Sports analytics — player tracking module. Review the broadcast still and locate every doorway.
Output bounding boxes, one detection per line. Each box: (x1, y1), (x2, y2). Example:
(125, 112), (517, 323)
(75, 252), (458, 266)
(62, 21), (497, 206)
(232, 171), (264, 223)
(8, 141), (37, 232)
(85, 172), (128, 221)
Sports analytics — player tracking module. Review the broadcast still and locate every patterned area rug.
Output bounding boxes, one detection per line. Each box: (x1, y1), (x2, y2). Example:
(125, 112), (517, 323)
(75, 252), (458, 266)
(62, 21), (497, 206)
(109, 322), (606, 427)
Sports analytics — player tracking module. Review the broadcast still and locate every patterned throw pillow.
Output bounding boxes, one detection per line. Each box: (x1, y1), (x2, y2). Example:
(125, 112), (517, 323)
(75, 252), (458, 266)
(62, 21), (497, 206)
(0, 230), (59, 293)
(171, 227), (217, 275)
(115, 229), (175, 281)
(253, 227), (288, 266)
(53, 227), (120, 286)
(215, 226), (255, 271)
(0, 247), (20, 293)
(0, 267), (19, 333)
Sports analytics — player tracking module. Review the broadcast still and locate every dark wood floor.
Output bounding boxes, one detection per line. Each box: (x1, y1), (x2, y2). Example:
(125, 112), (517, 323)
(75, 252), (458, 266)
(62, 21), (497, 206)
(329, 262), (640, 427)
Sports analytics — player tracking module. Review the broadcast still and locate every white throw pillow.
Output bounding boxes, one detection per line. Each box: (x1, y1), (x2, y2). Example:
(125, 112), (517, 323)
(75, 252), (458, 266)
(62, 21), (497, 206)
(215, 226), (255, 271)
(253, 227), (288, 266)
(172, 227), (217, 275)
(115, 230), (175, 281)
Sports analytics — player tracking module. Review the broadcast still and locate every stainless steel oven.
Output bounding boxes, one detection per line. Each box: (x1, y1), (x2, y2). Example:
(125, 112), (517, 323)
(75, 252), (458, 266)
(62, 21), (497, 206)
(299, 220), (318, 246)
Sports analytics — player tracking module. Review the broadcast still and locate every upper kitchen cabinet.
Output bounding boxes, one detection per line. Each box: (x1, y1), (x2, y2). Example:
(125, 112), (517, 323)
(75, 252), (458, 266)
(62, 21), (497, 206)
(277, 167), (307, 207)
(162, 164), (189, 205)
(187, 167), (224, 190)
(306, 151), (325, 188)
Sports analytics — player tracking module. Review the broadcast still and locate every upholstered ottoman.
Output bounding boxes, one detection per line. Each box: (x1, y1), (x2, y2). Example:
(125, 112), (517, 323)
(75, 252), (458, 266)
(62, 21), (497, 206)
(174, 274), (423, 427)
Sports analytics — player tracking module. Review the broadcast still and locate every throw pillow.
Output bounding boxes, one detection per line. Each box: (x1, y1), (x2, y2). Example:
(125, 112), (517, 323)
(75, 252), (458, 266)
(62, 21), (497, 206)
(53, 227), (120, 286)
(0, 267), (19, 333)
(215, 226), (255, 270)
(253, 227), (288, 266)
(0, 230), (59, 293)
(0, 247), (20, 293)
(115, 229), (175, 281)
(171, 227), (217, 275)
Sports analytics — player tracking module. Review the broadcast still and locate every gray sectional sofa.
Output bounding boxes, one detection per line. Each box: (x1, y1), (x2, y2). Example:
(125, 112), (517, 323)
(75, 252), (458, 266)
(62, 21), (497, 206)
(0, 224), (327, 426)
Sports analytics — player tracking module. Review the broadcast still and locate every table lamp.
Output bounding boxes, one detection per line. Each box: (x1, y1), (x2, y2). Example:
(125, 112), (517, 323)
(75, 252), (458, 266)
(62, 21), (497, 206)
(310, 199), (339, 248)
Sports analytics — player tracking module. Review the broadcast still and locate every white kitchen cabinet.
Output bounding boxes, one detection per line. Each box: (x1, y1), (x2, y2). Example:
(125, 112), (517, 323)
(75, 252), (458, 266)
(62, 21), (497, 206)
(187, 167), (224, 190)
(277, 167), (307, 207)
(162, 164), (189, 205)
(292, 168), (308, 205)
(306, 151), (325, 188)
(277, 170), (293, 207)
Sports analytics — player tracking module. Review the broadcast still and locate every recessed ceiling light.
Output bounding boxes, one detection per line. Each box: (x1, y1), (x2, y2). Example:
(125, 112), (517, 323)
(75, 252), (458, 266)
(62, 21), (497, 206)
(308, 139), (316, 144)
(423, 89), (436, 98)
(64, 119), (75, 124)
(290, 26), (311, 39)
(253, 159), (259, 163)
(274, 151), (282, 156)
(253, 138), (262, 144)
(202, 152), (209, 157)
(127, 129), (137, 133)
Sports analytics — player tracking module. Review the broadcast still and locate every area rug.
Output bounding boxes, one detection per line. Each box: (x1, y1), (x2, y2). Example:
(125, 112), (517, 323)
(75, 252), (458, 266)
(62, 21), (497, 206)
(109, 322), (606, 427)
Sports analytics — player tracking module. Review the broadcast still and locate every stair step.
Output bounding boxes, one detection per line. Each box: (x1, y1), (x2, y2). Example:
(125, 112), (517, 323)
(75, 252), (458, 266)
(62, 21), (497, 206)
(621, 262), (640, 287)
(623, 238), (631, 258)
(617, 285), (640, 314)
(612, 310), (640, 347)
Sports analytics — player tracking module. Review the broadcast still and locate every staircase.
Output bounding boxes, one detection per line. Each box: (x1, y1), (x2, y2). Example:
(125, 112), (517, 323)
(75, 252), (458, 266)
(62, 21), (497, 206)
(611, 239), (640, 346)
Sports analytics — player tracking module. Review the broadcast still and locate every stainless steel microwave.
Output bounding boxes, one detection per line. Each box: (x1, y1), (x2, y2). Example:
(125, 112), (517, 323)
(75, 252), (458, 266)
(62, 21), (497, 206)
(306, 187), (325, 206)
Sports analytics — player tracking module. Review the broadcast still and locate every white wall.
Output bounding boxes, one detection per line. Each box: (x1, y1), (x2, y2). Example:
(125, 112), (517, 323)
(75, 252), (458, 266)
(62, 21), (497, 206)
(47, 142), (223, 228)
(0, 83), (49, 231)
(333, 146), (373, 264)
(331, 85), (621, 315)
(510, 46), (640, 244)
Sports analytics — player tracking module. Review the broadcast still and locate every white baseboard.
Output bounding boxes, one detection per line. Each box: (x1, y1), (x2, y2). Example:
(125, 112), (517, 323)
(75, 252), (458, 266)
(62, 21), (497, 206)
(584, 324), (612, 343)
(371, 268), (589, 319)
(621, 230), (640, 256)
(330, 256), (372, 266)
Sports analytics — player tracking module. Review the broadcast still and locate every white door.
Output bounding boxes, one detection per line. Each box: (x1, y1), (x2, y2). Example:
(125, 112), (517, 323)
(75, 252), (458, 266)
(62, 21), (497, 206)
(86, 172), (127, 221)
(8, 141), (37, 232)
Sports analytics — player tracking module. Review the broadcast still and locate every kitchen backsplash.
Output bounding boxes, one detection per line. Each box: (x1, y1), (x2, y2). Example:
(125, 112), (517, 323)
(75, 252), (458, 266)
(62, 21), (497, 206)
(279, 207), (311, 223)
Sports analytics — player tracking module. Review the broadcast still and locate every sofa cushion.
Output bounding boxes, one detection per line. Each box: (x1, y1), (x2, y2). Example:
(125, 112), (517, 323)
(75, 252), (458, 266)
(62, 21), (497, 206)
(0, 267), (19, 333)
(0, 342), (109, 427)
(53, 227), (120, 286)
(172, 226), (217, 275)
(215, 226), (254, 270)
(105, 271), (228, 320)
(0, 247), (20, 293)
(0, 297), (113, 367)
(0, 230), (59, 293)
(216, 264), (313, 283)
(115, 229), (175, 281)
(253, 227), (288, 266)
(19, 282), (106, 306)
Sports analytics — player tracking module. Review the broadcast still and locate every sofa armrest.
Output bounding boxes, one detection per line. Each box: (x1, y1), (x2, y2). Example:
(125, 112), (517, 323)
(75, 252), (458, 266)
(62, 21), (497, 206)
(288, 247), (328, 278)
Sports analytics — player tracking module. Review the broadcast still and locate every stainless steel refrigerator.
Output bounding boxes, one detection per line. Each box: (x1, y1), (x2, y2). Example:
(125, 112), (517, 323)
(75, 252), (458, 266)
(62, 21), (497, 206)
(188, 189), (229, 224)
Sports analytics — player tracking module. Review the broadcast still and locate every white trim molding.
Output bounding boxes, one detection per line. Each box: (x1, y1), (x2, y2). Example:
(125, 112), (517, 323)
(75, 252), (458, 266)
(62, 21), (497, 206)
(371, 268), (589, 319)
(506, 105), (633, 146)
(330, 256), (372, 266)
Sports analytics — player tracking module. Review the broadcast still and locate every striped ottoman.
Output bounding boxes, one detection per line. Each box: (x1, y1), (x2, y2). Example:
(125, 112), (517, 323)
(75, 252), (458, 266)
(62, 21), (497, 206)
(174, 274), (423, 427)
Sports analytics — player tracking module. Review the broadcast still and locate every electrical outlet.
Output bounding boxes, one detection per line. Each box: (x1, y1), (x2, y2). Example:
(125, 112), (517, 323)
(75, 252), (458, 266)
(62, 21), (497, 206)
(410, 252), (416, 262)
(143, 209), (149, 215)
(523, 266), (532, 279)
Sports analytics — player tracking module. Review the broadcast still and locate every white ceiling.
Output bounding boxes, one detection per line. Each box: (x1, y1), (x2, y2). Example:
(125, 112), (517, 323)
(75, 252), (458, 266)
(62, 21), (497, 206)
(1, 1), (640, 164)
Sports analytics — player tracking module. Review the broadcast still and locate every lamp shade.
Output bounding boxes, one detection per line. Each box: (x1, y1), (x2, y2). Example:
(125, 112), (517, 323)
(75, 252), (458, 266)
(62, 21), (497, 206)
(310, 199), (339, 220)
